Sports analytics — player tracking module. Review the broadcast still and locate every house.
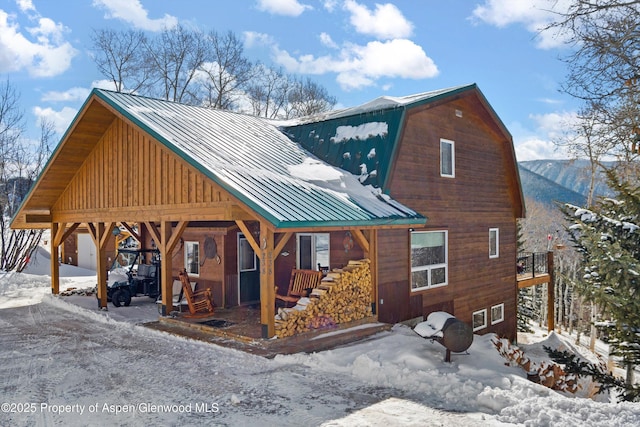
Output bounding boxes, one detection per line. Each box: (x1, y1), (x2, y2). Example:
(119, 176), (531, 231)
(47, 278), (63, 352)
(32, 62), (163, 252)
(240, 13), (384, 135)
(11, 83), (524, 340)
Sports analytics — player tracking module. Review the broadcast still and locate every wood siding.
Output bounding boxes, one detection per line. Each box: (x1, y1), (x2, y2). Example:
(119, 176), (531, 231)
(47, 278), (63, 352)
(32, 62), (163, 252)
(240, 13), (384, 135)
(52, 117), (242, 223)
(382, 92), (519, 340)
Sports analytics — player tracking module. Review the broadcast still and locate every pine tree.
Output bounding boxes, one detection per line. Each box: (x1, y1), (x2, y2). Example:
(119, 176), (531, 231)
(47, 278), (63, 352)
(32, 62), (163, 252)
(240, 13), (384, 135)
(561, 168), (640, 389)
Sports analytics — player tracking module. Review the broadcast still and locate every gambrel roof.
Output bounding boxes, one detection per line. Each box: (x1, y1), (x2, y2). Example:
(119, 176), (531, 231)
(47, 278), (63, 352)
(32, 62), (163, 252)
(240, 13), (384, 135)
(12, 89), (425, 229)
(278, 84), (520, 198)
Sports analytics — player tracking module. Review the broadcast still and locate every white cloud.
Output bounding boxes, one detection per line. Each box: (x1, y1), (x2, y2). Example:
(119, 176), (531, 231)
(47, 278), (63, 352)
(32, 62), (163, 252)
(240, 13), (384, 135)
(511, 111), (577, 160)
(274, 38), (438, 90)
(319, 32), (337, 49)
(343, 0), (413, 40)
(16, 0), (35, 12)
(41, 87), (90, 102)
(33, 105), (78, 135)
(0, 9), (77, 77)
(92, 0), (178, 31)
(322, 0), (338, 13)
(514, 136), (563, 161)
(471, 0), (572, 49)
(256, 0), (312, 17)
(243, 31), (274, 48)
(530, 110), (576, 140)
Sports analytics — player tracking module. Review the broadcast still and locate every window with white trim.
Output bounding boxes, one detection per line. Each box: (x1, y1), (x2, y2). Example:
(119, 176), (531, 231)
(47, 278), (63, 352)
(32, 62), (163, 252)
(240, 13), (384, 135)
(491, 303), (505, 325)
(472, 309), (487, 331)
(489, 228), (499, 258)
(411, 230), (448, 291)
(297, 233), (330, 271)
(184, 241), (200, 277)
(440, 139), (455, 178)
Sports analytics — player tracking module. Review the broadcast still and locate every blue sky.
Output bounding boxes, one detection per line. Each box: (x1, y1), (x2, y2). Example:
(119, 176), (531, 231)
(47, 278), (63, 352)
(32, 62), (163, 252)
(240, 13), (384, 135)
(0, 0), (579, 161)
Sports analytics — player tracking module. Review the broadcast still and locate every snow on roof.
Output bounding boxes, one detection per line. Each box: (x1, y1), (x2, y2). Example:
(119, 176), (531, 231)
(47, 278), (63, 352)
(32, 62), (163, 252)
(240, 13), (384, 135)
(273, 84), (475, 127)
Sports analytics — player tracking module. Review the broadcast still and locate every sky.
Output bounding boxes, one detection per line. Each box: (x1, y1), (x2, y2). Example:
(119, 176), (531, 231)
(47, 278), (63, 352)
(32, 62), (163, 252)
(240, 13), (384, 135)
(0, 0), (581, 161)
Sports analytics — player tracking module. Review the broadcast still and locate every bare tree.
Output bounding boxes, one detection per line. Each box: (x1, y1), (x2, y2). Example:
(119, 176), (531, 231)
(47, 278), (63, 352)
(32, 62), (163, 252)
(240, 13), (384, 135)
(549, 1), (640, 158)
(554, 103), (615, 207)
(0, 77), (24, 213)
(90, 29), (152, 93)
(194, 31), (255, 110)
(288, 77), (337, 118)
(245, 64), (292, 119)
(145, 24), (208, 103)
(0, 79), (53, 272)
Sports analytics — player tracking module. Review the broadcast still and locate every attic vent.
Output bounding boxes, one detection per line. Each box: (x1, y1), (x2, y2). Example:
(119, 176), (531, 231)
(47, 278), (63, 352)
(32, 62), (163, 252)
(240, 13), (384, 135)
(455, 109), (463, 118)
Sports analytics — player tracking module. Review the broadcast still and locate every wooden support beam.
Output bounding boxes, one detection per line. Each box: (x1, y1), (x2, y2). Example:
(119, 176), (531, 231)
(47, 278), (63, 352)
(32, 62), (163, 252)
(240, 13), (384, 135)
(260, 221), (275, 338)
(49, 222), (81, 296)
(274, 232), (293, 258)
(367, 229), (378, 314)
(155, 221), (188, 315)
(235, 220), (261, 259)
(26, 214), (52, 223)
(144, 221), (160, 246)
(166, 221), (188, 254)
(87, 222), (113, 309)
(50, 223), (60, 295)
(57, 223), (80, 246)
(547, 251), (555, 332)
(119, 222), (140, 242)
(350, 228), (370, 253)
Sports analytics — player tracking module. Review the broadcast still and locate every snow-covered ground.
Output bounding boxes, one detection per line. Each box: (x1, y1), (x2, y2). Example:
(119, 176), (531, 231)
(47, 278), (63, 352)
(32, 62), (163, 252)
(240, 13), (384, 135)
(1, 256), (640, 426)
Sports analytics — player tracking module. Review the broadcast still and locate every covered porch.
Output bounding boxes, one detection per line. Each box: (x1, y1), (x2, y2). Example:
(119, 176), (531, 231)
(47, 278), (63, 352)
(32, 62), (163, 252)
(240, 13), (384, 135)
(11, 89), (425, 340)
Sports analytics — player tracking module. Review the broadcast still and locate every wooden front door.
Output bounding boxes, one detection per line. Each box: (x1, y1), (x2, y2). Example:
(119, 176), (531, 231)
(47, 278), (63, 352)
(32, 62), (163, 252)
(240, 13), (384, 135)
(237, 233), (260, 305)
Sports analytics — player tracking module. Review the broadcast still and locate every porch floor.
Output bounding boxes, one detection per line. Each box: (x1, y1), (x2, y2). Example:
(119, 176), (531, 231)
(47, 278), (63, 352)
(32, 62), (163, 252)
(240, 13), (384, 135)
(58, 294), (391, 357)
(145, 306), (391, 358)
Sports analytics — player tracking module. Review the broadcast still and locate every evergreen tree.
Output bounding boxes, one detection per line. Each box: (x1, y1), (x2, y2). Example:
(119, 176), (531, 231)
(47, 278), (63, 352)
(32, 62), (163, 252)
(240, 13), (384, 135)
(561, 168), (640, 388)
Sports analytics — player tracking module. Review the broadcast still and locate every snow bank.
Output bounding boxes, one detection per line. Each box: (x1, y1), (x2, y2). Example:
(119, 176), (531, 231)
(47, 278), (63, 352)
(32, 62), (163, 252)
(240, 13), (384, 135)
(2, 268), (640, 426)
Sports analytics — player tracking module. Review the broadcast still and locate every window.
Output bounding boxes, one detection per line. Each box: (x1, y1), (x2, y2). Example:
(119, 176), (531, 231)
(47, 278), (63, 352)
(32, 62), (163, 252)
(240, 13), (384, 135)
(491, 303), (505, 325)
(440, 139), (455, 177)
(297, 233), (330, 270)
(472, 309), (487, 331)
(410, 230), (448, 291)
(238, 236), (257, 272)
(184, 241), (200, 277)
(489, 228), (499, 258)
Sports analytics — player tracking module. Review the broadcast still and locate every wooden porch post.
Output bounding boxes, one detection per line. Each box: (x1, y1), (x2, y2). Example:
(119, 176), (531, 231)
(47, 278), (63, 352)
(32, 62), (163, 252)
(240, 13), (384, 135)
(547, 251), (555, 332)
(49, 222), (81, 296)
(50, 223), (60, 295)
(350, 228), (377, 315)
(260, 222), (275, 338)
(146, 221), (188, 316)
(368, 229), (378, 315)
(88, 222), (114, 309)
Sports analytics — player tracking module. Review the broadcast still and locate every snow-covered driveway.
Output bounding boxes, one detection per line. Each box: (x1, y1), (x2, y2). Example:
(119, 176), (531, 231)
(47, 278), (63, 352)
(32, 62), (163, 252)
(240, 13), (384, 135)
(0, 296), (492, 426)
(2, 271), (640, 426)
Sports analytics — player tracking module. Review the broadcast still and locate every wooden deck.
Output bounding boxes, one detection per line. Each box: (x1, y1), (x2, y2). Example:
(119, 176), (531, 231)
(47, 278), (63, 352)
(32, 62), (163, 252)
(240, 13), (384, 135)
(517, 272), (552, 288)
(517, 252), (552, 288)
(145, 306), (391, 357)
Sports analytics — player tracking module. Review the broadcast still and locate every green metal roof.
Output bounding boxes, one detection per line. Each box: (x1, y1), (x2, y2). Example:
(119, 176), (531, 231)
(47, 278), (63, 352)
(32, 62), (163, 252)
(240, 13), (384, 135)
(278, 84), (477, 189)
(94, 89), (425, 229)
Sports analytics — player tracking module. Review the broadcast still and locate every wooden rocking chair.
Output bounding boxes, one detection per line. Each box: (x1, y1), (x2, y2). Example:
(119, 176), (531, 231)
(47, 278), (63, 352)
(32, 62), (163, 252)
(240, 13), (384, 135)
(178, 269), (214, 318)
(275, 269), (323, 308)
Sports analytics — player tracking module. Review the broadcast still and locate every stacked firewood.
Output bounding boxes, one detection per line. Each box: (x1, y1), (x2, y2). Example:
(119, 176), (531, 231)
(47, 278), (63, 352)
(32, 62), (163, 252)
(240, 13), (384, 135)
(275, 259), (373, 338)
(493, 337), (580, 394)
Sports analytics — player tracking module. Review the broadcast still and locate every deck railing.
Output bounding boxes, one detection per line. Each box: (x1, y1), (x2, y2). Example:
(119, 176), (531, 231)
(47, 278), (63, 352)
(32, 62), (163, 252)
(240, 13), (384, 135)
(517, 252), (549, 278)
